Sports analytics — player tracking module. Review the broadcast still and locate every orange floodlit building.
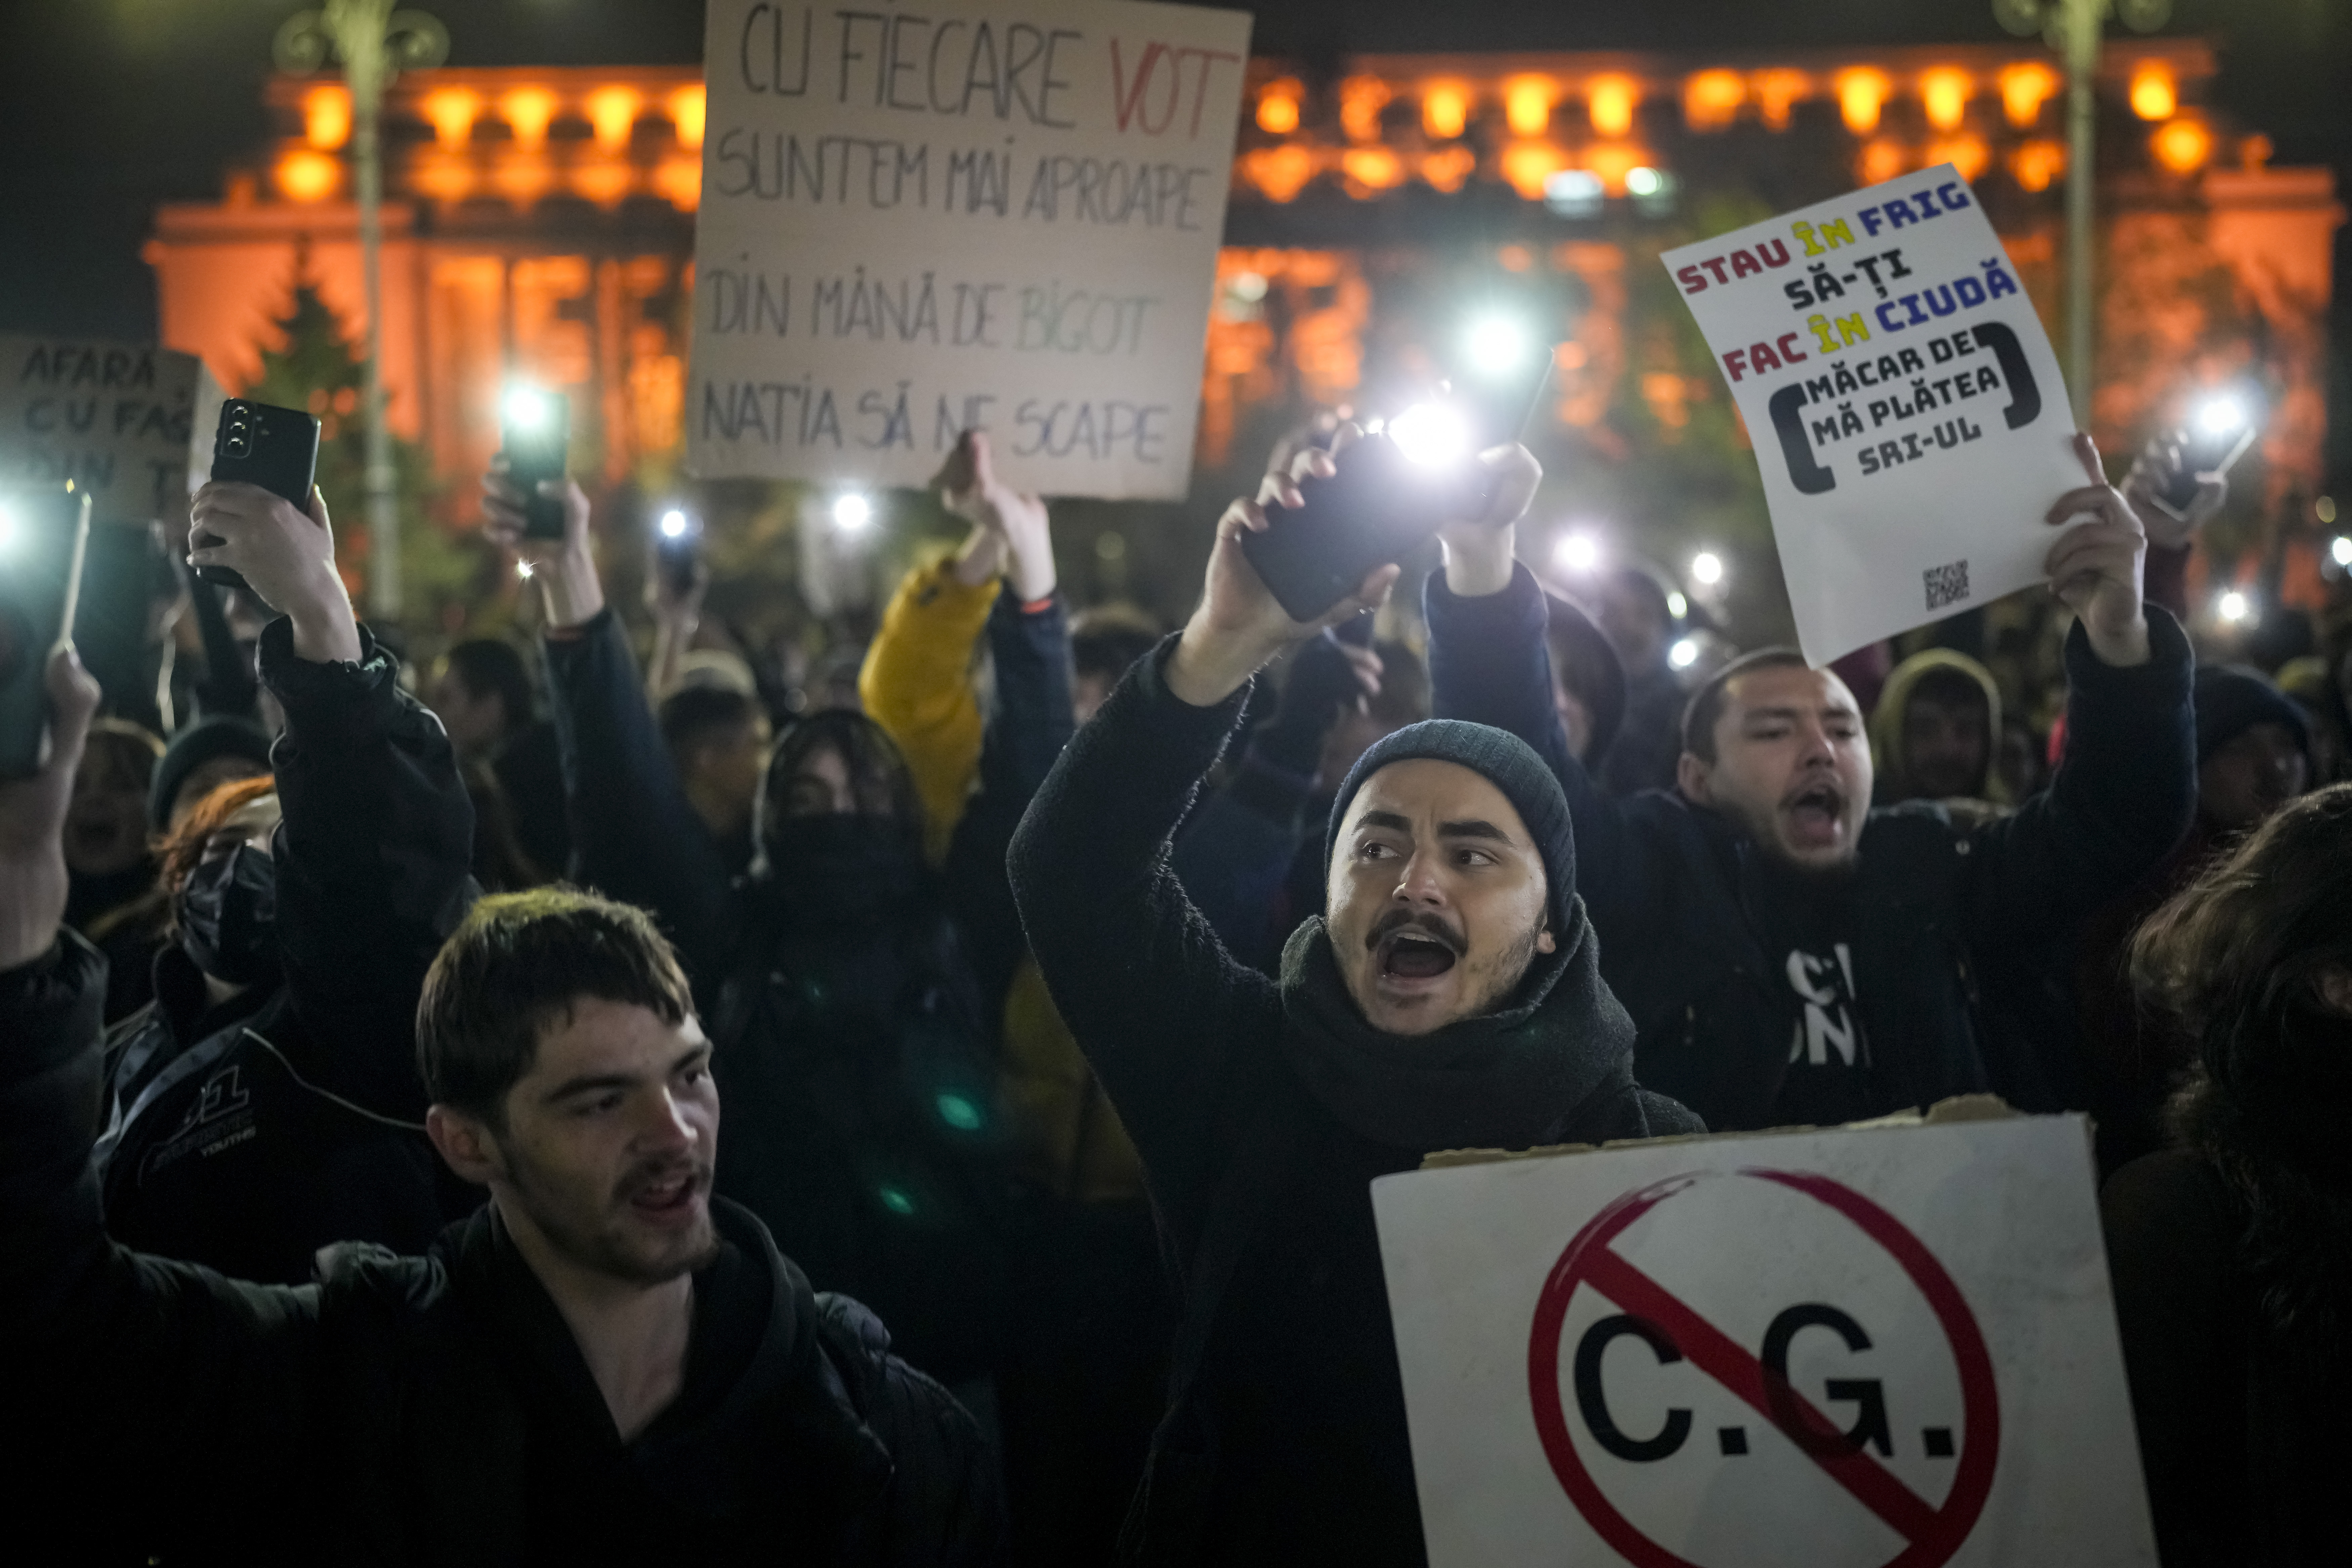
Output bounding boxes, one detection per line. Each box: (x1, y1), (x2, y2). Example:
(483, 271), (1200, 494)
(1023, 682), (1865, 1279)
(145, 41), (2337, 557)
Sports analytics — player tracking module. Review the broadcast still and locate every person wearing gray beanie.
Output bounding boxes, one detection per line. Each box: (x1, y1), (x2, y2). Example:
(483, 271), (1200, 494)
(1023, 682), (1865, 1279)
(1010, 427), (1699, 1566)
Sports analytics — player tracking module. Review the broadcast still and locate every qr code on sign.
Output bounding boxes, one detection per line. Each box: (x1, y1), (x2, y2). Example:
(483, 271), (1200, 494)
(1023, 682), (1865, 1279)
(1924, 559), (1971, 611)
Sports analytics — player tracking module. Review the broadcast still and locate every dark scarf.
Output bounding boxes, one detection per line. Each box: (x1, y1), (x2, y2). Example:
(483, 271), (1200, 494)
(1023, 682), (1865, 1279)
(1277, 902), (1637, 1152)
(2170, 1003), (2352, 1363)
(759, 816), (925, 928)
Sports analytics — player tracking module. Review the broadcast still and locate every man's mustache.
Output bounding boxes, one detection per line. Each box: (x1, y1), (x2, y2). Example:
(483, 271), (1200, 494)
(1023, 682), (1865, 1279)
(1364, 909), (1464, 955)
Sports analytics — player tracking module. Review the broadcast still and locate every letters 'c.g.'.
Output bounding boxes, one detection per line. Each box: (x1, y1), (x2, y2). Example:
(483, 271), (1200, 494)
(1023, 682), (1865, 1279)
(1769, 381), (1836, 496)
(1969, 322), (2040, 430)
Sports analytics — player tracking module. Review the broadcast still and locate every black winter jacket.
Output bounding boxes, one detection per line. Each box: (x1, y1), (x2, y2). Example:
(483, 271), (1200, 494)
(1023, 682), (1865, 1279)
(96, 618), (475, 1283)
(2101, 1008), (2352, 1567)
(1008, 643), (1699, 1567)
(3, 931), (1006, 1567)
(1424, 564), (2198, 1131)
(543, 595), (1071, 1380)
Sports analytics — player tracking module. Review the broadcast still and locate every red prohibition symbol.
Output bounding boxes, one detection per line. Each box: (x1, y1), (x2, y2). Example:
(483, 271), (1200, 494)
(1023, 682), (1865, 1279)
(1526, 1168), (2001, 1568)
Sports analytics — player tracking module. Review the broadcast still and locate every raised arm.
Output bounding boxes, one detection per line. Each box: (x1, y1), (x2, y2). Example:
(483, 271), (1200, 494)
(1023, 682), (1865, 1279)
(1008, 468), (1394, 1223)
(0, 647), (322, 1523)
(857, 432), (1024, 858)
(1420, 458), (1672, 946)
(942, 586), (1074, 1015)
(190, 478), (476, 1116)
(1960, 436), (2195, 940)
(1169, 630), (1380, 964)
(485, 469), (738, 990)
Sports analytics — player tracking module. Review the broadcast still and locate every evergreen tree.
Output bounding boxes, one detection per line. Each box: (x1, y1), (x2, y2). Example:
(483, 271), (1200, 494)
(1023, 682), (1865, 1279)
(243, 267), (480, 628)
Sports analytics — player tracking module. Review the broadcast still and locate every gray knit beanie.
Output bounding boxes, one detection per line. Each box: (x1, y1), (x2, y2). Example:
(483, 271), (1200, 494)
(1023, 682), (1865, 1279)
(1325, 719), (1577, 931)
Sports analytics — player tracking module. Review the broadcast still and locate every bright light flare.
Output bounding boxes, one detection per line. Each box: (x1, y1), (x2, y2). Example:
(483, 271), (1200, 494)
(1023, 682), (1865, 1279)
(2329, 535), (2352, 568)
(1690, 550), (1725, 586)
(659, 509), (689, 539)
(1387, 402), (1470, 467)
(1625, 165), (1664, 197)
(1463, 315), (1530, 376)
(1669, 637), (1700, 670)
(1666, 590), (1689, 620)
(516, 560), (535, 580)
(2216, 589), (2252, 625)
(2194, 395), (2245, 436)
(504, 386), (551, 430)
(1553, 532), (1600, 573)
(832, 493), (874, 531)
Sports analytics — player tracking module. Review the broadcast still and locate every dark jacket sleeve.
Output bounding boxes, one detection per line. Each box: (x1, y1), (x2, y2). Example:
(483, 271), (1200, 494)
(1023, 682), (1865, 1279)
(1957, 609), (2196, 944)
(1007, 641), (1284, 1236)
(1424, 562), (1675, 947)
(1168, 741), (1318, 966)
(186, 574), (263, 722)
(826, 1292), (1010, 1566)
(541, 609), (739, 993)
(1, 934), (322, 1500)
(939, 592), (1075, 1019)
(263, 618), (476, 1116)
(2100, 1148), (2238, 1549)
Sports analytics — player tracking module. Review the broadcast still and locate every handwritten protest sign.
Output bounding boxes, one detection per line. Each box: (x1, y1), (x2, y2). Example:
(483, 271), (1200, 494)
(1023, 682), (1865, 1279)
(0, 337), (202, 525)
(1663, 169), (2080, 665)
(690, 0), (1252, 499)
(1373, 1110), (2157, 1568)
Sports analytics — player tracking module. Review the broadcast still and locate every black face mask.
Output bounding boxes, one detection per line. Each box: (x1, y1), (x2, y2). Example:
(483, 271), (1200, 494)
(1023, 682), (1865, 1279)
(761, 814), (921, 923)
(179, 842), (280, 986)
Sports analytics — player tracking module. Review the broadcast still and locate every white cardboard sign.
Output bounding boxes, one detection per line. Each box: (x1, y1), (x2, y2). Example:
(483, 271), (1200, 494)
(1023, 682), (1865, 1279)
(1373, 1114), (2157, 1568)
(0, 337), (203, 524)
(690, 0), (1253, 499)
(1662, 170), (2080, 666)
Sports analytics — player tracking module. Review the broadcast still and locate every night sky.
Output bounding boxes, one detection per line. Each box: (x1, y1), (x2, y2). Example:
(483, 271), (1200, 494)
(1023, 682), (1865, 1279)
(3, 0), (2345, 478)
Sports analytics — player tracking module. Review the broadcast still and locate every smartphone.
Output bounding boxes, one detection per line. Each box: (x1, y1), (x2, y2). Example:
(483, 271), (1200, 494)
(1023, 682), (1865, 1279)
(0, 484), (92, 777)
(654, 507), (703, 597)
(2148, 417), (2257, 523)
(1242, 343), (1556, 624)
(501, 388), (571, 540)
(203, 398), (322, 593)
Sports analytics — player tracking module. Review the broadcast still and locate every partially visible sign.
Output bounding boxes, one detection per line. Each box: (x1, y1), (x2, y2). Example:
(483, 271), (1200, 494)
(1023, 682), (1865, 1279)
(1662, 169), (2080, 666)
(690, 0), (1253, 499)
(1373, 1111), (2158, 1568)
(0, 337), (202, 523)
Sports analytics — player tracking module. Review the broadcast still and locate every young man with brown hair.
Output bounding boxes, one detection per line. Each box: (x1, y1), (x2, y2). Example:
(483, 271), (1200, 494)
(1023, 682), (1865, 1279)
(0, 665), (1004, 1563)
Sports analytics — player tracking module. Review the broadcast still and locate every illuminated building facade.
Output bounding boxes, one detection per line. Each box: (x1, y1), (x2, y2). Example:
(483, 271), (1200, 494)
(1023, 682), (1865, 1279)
(145, 40), (2338, 608)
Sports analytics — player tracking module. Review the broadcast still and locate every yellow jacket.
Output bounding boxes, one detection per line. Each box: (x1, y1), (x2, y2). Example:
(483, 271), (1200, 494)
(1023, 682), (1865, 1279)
(859, 558), (1147, 1204)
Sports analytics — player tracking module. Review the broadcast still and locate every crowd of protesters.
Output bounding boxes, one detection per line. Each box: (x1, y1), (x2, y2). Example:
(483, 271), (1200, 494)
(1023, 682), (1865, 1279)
(3, 385), (2349, 1568)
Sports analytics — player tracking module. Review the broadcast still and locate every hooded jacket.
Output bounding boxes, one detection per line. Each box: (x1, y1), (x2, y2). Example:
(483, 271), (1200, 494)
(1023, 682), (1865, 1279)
(96, 618), (476, 1284)
(2, 931), (1004, 1568)
(1867, 646), (2006, 805)
(2101, 1002), (2352, 1567)
(543, 593), (1069, 1382)
(1422, 564), (2197, 1132)
(1007, 639), (1700, 1566)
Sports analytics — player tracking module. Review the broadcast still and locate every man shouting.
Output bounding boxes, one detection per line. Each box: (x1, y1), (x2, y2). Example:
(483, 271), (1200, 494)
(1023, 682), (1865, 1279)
(1009, 438), (1700, 1566)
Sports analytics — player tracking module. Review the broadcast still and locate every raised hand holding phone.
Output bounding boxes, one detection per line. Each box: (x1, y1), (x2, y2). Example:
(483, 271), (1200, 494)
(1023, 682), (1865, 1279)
(1241, 315), (1556, 622)
(0, 644), (101, 968)
(200, 398), (321, 594)
(0, 485), (90, 778)
(187, 478), (359, 665)
(482, 458), (602, 630)
(1166, 431), (1402, 710)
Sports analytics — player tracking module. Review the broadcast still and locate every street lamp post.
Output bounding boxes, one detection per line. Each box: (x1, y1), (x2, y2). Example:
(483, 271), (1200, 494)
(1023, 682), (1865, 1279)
(275, 3), (447, 625)
(1995, 0), (2171, 427)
